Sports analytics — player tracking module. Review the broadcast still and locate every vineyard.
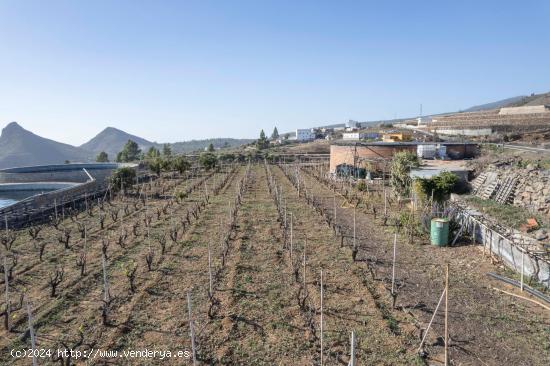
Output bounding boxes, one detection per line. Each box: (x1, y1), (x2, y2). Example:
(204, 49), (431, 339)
(0, 162), (549, 365)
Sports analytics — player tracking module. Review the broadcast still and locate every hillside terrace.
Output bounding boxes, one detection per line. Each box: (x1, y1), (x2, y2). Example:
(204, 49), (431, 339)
(429, 109), (550, 130)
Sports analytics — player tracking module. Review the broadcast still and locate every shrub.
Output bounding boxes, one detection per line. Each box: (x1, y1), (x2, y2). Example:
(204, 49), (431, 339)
(356, 180), (368, 192)
(110, 167), (136, 193)
(199, 152), (218, 170)
(390, 152), (420, 197)
(416, 171), (459, 203)
(172, 155), (191, 174)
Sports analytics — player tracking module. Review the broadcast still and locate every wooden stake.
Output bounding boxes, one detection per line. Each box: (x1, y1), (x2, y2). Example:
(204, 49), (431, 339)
(26, 298), (38, 366)
(303, 237), (307, 296)
(418, 287), (446, 352)
(290, 213), (293, 263)
(320, 269), (324, 366)
(187, 292), (197, 366)
(3, 256), (10, 331)
(102, 253), (110, 303)
(384, 188), (387, 217)
(208, 243), (213, 297)
(353, 206), (356, 252)
(391, 233), (397, 295)
(349, 330), (356, 366)
(445, 263), (449, 366)
(333, 195), (337, 222)
(284, 200), (287, 228)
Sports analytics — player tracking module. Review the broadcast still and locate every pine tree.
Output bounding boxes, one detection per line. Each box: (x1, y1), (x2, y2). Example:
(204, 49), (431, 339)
(257, 130), (269, 150)
(271, 127), (279, 140)
(116, 140), (141, 162)
(162, 143), (172, 157)
(96, 151), (109, 162)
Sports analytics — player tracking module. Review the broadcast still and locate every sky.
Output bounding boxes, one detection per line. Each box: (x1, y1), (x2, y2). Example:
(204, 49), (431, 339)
(0, 0), (549, 145)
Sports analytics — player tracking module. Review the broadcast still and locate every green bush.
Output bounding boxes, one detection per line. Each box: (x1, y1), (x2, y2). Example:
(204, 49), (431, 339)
(416, 171), (459, 202)
(199, 152), (218, 170)
(172, 155), (191, 174)
(110, 167), (136, 192)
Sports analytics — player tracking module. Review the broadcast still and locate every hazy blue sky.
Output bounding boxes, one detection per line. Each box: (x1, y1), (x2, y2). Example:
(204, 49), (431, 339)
(1, 0), (549, 145)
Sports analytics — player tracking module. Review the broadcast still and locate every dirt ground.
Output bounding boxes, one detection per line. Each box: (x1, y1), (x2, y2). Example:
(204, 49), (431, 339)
(273, 140), (331, 154)
(297, 165), (550, 366)
(1, 163), (548, 365)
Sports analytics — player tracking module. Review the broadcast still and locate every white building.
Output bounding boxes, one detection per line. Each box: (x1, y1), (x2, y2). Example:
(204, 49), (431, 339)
(417, 117), (432, 126)
(295, 129), (315, 141)
(342, 132), (365, 140)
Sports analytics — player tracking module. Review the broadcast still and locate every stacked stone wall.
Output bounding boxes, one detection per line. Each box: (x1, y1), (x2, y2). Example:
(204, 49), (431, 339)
(475, 165), (550, 218)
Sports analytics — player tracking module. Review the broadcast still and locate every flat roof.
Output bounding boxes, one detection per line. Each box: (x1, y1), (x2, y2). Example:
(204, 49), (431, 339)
(331, 140), (478, 147)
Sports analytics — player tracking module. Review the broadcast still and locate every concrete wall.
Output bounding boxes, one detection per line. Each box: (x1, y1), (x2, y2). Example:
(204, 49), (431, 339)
(499, 106), (550, 115)
(329, 144), (416, 173)
(453, 203), (550, 288)
(0, 182), (78, 192)
(0, 163), (134, 184)
(0, 179), (101, 226)
(436, 128), (493, 136)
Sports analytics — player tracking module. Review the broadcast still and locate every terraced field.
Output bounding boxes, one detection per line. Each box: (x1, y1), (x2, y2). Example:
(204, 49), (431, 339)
(1, 162), (548, 365)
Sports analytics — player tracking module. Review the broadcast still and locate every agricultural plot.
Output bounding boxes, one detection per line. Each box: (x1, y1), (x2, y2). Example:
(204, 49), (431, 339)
(0, 162), (548, 365)
(297, 164), (550, 366)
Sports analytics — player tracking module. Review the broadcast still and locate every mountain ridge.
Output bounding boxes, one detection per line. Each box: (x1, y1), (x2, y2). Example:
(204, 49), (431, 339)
(0, 122), (92, 169)
(2, 91), (548, 168)
(80, 126), (159, 159)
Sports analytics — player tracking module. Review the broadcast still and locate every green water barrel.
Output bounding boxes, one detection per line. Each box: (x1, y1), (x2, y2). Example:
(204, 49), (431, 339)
(431, 218), (449, 246)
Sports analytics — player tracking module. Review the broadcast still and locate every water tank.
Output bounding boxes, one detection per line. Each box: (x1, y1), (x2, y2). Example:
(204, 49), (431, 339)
(430, 218), (449, 246)
(417, 144), (436, 159)
(436, 145), (447, 159)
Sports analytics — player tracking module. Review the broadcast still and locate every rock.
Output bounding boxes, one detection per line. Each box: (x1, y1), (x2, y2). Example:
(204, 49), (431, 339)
(533, 229), (548, 241)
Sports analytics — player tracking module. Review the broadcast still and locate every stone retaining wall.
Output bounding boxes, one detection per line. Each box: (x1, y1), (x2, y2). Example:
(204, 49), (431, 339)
(452, 201), (550, 288)
(475, 165), (550, 217)
(513, 169), (550, 216)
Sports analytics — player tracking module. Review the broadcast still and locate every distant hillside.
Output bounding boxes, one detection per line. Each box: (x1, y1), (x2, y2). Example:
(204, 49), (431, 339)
(0, 122), (91, 169)
(505, 92), (550, 108)
(461, 96), (526, 112)
(462, 92), (550, 112)
(170, 138), (253, 153)
(81, 127), (159, 159)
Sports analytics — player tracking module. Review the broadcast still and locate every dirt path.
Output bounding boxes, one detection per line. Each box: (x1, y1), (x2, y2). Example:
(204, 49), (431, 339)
(197, 165), (312, 365)
(271, 164), (418, 365)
